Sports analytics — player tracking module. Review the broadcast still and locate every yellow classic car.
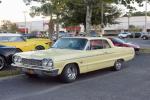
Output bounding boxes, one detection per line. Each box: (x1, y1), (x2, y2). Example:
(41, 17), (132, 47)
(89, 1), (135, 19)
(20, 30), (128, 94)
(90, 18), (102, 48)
(0, 33), (52, 51)
(12, 37), (135, 83)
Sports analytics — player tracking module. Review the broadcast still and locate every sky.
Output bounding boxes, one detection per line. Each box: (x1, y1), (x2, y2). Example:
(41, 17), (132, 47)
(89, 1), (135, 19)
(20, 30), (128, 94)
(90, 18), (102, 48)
(0, 0), (150, 22)
(0, 0), (43, 22)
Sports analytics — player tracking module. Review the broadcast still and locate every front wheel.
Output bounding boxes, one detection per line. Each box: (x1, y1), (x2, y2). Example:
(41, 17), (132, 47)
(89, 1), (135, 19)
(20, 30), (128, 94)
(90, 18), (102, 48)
(113, 60), (123, 71)
(142, 36), (148, 40)
(35, 45), (45, 50)
(60, 64), (78, 83)
(0, 56), (6, 70)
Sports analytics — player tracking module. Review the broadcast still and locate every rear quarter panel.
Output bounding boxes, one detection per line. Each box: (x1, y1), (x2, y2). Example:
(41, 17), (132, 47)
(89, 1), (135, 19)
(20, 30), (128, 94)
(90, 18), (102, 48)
(27, 38), (52, 49)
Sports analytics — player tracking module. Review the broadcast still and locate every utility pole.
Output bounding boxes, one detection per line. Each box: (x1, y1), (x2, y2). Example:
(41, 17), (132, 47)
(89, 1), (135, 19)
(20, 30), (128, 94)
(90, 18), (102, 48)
(127, 13), (130, 32)
(42, 16), (45, 32)
(101, 1), (104, 36)
(23, 11), (27, 34)
(145, 0), (148, 33)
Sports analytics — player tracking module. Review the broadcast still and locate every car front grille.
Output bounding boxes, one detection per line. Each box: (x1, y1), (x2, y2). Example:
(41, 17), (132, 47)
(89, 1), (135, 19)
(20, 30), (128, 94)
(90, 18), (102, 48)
(22, 58), (42, 66)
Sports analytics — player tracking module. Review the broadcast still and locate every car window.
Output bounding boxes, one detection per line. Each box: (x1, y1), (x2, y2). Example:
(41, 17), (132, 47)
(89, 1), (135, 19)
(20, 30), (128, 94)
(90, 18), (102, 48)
(102, 40), (111, 49)
(110, 38), (126, 44)
(7, 36), (24, 42)
(89, 40), (103, 50)
(0, 36), (9, 42)
(52, 38), (87, 50)
(88, 39), (111, 50)
(0, 36), (24, 42)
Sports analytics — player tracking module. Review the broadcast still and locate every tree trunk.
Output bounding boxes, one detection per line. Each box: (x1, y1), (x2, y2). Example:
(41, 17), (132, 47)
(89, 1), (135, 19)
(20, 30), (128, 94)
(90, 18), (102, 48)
(56, 15), (59, 40)
(48, 14), (54, 40)
(85, 4), (92, 36)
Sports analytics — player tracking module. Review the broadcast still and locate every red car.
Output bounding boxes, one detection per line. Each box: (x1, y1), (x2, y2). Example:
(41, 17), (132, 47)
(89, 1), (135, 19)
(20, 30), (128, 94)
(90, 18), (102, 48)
(109, 37), (140, 52)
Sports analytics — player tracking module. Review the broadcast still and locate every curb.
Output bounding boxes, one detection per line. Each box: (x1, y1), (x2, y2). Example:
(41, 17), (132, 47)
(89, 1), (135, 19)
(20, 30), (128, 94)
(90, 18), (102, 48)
(0, 75), (22, 81)
(139, 48), (150, 54)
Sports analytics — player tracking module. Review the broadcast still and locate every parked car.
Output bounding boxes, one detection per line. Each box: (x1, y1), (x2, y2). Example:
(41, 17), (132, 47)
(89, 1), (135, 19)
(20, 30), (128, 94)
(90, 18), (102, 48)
(23, 33), (37, 39)
(0, 45), (22, 70)
(141, 32), (150, 40)
(12, 37), (135, 83)
(0, 33), (52, 51)
(130, 32), (143, 38)
(109, 37), (140, 53)
(118, 32), (132, 38)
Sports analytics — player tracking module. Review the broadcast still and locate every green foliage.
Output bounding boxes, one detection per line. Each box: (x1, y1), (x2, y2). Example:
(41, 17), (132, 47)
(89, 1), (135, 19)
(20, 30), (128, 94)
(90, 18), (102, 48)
(0, 20), (19, 33)
(129, 25), (142, 32)
(61, 0), (121, 27)
(129, 11), (150, 16)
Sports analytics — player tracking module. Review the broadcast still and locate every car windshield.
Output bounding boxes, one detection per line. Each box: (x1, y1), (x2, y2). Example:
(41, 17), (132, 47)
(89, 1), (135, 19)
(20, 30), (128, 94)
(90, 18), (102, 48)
(0, 36), (24, 42)
(52, 38), (87, 50)
(111, 38), (127, 44)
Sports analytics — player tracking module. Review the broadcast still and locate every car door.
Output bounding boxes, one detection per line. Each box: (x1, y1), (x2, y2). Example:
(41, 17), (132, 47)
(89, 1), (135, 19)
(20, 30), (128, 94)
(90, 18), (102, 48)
(85, 39), (116, 72)
(7, 36), (34, 51)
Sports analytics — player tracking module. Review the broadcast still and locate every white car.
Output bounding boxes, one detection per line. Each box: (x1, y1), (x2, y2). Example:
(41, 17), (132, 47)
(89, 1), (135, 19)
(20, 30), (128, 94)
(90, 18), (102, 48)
(118, 32), (131, 38)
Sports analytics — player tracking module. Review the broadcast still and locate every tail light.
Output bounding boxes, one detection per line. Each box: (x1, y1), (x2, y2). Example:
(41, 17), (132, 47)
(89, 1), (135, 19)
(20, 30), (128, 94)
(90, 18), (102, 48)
(45, 42), (52, 46)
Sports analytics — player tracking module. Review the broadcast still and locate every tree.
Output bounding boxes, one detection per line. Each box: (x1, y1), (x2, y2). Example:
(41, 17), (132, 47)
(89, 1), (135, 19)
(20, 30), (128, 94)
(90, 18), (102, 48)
(30, 2), (54, 39)
(24, 0), (148, 36)
(61, 0), (121, 32)
(0, 20), (18, 33)
(24, 0), (68, 39)
(125, 11), (150, 16)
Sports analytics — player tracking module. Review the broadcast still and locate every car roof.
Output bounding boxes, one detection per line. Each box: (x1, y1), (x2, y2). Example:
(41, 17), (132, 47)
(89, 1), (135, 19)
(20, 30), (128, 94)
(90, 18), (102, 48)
(62, 36), (109, 40)
(0, 33), (22, 37)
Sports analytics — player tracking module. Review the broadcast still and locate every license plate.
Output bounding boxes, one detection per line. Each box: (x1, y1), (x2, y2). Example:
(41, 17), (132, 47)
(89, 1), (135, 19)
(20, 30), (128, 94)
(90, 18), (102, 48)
(27, 69), (34, 74)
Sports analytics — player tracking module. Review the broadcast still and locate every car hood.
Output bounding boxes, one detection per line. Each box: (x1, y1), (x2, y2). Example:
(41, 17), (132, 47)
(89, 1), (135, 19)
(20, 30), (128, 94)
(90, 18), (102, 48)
(126, 42), (140, 48)
(16, 48), (83, 62)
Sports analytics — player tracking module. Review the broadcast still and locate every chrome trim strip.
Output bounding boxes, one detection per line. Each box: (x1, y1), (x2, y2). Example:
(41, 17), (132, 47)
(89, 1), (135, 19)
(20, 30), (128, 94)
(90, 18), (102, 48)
(57, 52), (113, 62)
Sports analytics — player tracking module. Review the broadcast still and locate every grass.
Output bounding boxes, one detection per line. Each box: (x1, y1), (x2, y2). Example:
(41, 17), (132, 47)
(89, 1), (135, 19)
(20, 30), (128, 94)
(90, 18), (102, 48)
(140, 48), (150, 54)
(0, 68), (20, 78)
(0, 47), (149, 78)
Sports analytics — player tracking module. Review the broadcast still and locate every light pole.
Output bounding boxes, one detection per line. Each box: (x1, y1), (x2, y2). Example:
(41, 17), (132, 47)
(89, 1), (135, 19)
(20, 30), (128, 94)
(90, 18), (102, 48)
(42, 16), (45, 32)
(145, 0), (148, 33)
(23, 11), (27, 34)
(127, 12), (130, 32)
(101, 1), (104, 36)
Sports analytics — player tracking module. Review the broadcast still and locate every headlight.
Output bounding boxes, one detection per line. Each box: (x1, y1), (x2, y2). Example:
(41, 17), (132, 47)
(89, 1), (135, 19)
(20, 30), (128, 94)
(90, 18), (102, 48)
(13, 56), (18, 63)
(13, 56), (22, 63)
(42, 58), (53, 68)
(17, 56), (22, 63)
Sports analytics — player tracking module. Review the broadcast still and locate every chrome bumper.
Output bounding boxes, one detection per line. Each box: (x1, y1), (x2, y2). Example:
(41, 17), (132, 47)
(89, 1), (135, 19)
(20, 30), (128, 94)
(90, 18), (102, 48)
(11, 63), (59, 76)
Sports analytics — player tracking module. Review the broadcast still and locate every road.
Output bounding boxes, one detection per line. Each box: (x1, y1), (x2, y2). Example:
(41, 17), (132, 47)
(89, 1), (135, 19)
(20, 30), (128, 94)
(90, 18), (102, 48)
(126, 38), (150, 48)
(0, 54), (150, 100)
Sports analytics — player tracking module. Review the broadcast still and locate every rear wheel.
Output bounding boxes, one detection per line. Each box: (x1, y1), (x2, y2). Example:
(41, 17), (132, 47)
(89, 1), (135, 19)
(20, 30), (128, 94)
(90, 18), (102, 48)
(35, 45), (45, 50)
(113, 60), (123, 71)
(60, 64), (78, 83)
(142, 36), (148, 40)
(0, 56), (6, 70)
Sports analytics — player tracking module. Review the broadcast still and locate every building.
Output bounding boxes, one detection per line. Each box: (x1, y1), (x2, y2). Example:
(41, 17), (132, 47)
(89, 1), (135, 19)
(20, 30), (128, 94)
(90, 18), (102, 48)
(104, 16), (150, 34)
(16, 20), (84, 33)
(16, 16), (150, 34)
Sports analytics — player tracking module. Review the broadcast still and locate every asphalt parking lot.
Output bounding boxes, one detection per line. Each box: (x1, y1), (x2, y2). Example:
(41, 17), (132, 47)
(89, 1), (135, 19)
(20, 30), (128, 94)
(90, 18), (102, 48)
(0, 54), (150, 100)
(125, 38), (150, 48)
